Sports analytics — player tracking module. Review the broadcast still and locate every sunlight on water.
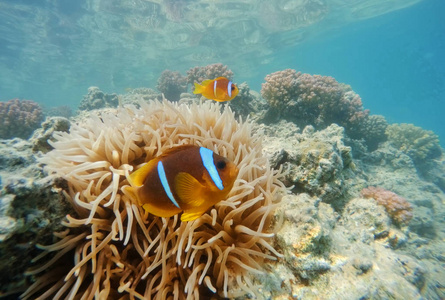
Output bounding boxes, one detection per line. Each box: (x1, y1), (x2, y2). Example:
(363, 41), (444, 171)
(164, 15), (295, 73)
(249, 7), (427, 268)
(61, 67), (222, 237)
(0, 0), (423, 101)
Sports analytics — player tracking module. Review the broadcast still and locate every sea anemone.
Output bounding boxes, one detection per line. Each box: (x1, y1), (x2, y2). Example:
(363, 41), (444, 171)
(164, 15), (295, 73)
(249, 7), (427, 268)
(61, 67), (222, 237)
(22, 99), (286, 299)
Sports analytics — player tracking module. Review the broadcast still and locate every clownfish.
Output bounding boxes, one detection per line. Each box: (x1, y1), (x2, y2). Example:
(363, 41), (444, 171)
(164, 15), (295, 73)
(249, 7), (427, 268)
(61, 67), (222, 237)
(193, 77), (239, 102)
(125, 145), (239, 222)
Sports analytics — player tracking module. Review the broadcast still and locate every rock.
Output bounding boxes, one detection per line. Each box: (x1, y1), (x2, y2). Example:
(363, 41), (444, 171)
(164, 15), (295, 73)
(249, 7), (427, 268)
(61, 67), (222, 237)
(262, 123), (355, 207)
(409, 206), (435, 238)
(30, 117), (71, 153)
(0, 138), (73, 296)
(78, 86), (119, 111)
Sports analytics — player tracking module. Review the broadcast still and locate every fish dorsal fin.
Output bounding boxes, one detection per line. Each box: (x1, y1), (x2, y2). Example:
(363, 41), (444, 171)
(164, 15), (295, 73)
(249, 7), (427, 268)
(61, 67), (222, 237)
(214, 76), (227, 81)
(175, 172), (206, 207)
(129, 145), (197, 186)
(128, 158), (158, 187)
(201, 79), (214, 85)
(158, 145), (196, 159)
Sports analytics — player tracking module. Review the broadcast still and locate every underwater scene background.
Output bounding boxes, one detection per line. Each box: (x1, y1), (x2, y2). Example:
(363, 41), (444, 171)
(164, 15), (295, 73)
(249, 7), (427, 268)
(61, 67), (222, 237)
(1, 0), (445, 299)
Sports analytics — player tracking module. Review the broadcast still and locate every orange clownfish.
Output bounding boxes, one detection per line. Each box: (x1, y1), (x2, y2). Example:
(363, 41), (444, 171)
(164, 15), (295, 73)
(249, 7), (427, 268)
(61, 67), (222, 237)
(125, 145), (239, 222)
(193, 77), (239, 102)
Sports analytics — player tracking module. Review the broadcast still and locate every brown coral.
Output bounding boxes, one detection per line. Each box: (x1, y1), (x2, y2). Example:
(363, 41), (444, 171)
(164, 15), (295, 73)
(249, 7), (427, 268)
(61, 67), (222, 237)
(22, 99), (286, 299)
(360, 187), (413, 226)
(0, 99), (44, 139)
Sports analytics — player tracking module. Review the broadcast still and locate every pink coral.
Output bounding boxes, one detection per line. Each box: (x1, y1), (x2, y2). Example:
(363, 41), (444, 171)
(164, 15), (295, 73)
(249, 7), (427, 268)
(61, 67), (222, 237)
(186, 63), (234, 86)
(261, 69), (369, 137)
(0, 98), (44, 139)
(261, 69), (302, 108)
(156, 69), (187, 101)
(360, 186), (413, 225)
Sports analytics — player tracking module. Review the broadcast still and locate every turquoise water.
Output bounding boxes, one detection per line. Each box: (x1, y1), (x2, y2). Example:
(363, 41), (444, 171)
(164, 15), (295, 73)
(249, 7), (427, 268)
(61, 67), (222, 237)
(0, 0), (444, 144)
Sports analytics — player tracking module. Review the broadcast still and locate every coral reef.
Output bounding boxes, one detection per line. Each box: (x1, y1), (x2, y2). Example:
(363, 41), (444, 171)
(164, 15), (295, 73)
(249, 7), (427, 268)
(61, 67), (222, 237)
(31, 117), (70, 153)
(78, 86), (119, 111)
(361, 186), (413, 226)
(252, 115), (444, 299)
(263, 194), (425, 299)
(260, 121), (354, 206)
(0, 138), (73, 298)
(260, 69), (302, 110)
(228, 82), (267, 120)
(276, 194), (335, 279)
(186, 63), (233, 86)
(0, 99), (44, 139)
(260, 69), (370, 139)
(22, 99), (286, 299)
(156, 70), (187, 101)
(349, 114), (388, 151)
(1, 78), (445, 299)
(386, 123), (442, 164)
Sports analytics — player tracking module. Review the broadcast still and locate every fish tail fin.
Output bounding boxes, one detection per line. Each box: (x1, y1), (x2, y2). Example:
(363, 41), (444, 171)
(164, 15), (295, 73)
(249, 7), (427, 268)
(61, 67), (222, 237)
(193, 82), (204, 94)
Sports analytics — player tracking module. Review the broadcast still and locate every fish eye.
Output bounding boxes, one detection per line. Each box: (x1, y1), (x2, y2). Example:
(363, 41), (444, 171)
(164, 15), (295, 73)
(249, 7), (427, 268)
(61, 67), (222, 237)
(216, 160), (226, 170)
(231, 85), (235, 91)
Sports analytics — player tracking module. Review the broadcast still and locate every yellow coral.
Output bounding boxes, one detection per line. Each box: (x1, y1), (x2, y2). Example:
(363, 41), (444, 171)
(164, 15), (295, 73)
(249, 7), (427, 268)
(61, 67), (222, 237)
(386, 123), (441, 162)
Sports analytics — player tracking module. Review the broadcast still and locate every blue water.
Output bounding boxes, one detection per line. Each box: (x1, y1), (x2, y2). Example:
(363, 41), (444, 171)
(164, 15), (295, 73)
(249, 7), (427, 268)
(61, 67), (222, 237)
(0, 0), (444, 144)
(242, 0), (445, 146)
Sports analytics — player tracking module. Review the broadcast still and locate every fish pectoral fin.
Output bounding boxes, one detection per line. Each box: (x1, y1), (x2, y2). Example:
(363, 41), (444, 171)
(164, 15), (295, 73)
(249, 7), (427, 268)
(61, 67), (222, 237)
(123, 185), (141, 205)
(175, 172), (206, 207)
(181, 210), (205, 222)
(128, 159), (158, 187)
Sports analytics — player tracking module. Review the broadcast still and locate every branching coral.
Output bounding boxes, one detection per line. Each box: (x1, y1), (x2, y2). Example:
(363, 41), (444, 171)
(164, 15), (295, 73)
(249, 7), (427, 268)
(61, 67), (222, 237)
(22, 99), (286, 299)
(261, 69), (302, 110)
(0, 99), (44, 139)
(360, 186), (413, 226)
(350, 114), (388, 151)
(186, 63), (233, 87)
(385, 123), (442, 163)
(260, 69), (369, 137)
(156, 70), (187, 101)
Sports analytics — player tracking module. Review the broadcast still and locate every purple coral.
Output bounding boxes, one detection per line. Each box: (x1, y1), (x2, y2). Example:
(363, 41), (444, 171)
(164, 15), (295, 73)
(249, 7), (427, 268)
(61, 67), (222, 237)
(0, 98), (44, 139)
(261, 69), (302, 108)
(261, 69), (369, 135)
(361, 186), (413, 226)
(156, 70), (187, 101)
(186, 63), (234, 87)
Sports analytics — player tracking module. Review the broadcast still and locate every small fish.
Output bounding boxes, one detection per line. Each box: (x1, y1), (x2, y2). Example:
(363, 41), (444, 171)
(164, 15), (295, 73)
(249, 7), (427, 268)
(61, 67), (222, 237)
(125, 145), (239, 221)
(193, 77), (239, 102)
